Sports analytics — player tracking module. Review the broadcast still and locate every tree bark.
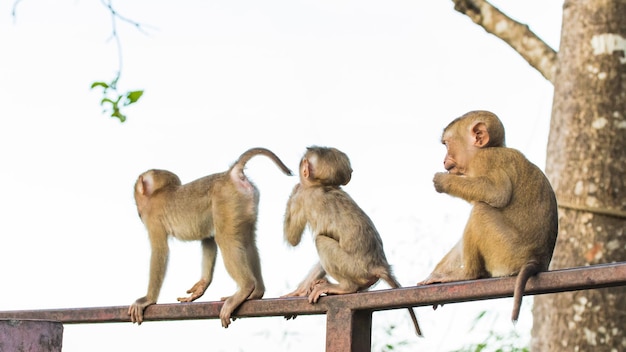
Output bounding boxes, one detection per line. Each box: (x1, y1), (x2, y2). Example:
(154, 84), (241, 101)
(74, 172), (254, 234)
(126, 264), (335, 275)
(451, 0), (626, 350)
(532, 0), (626, 351)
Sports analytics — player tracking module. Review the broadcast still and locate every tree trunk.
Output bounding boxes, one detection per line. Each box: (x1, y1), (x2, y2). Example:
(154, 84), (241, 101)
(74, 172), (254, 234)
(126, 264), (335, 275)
(532, 0), (626, 351)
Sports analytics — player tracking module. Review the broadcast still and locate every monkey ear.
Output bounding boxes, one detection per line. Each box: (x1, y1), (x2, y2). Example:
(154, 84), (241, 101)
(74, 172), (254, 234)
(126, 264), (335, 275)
(302, 159), (311, 179)
(471, 122), (490, 148)
(137, 175), (155, 196)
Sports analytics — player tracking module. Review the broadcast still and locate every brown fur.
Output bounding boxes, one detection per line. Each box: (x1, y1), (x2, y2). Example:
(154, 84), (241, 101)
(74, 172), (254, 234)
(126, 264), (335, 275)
(419, 111), (558, 322)
(283, 146), (422, 336)
(128, 147), (292, 328)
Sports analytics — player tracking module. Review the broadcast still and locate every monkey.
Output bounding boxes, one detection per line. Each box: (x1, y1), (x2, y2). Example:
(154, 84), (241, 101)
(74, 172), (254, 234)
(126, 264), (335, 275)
(128, 147), (292, 328)
(418, 110), (558, 322)
(282, 146), (422, 336)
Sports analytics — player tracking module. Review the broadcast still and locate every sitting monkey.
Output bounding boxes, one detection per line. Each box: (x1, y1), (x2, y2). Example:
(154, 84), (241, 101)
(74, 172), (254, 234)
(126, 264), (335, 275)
(283, 146), (422, 336)
(419, 110), (558, 322)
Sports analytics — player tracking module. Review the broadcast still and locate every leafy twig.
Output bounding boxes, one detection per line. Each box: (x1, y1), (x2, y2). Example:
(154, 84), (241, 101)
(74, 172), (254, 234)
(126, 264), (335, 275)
(90, 81), (143, 123)
(91, 0), (147, 122)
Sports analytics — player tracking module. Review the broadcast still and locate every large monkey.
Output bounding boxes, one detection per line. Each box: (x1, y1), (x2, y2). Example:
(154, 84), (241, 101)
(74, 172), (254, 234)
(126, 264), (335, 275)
(283, 146), (422, 336)
(419, 111), (558, 322)
(129, 147), (292, 328)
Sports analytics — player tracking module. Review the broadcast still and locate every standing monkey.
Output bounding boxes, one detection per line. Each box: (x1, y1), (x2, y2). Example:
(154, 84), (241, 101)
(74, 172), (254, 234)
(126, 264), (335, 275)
(283, 146), (422, 336)
(419, 111), (558, 322)
(129, 147), (292, 328)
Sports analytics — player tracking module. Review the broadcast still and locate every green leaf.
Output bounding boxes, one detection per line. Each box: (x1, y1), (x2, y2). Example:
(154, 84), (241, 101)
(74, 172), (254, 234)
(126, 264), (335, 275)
(90, 81), (110, 90)
(124, 90), (144, 105)
(100, 97), (115, 106)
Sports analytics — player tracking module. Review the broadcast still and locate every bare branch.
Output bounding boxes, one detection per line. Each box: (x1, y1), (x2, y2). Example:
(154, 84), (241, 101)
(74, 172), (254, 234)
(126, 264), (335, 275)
(452, 0), (558, 83)
(99, 0), (152, 86)
(100, 0), (151, 36)
(12, 0), (23, 22)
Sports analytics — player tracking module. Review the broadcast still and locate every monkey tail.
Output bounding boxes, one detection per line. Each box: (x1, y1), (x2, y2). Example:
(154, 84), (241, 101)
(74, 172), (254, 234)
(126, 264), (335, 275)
(512, 261), (541, 322)
(231, 148), (293, 176)
(378, 269), (423, 337)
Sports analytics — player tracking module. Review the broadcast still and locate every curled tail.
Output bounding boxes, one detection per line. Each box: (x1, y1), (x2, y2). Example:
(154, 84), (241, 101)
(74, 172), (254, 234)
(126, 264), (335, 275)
(512, 261), (541, 322)
(379, 269), (423, 337)
(230, 147), (293, 177)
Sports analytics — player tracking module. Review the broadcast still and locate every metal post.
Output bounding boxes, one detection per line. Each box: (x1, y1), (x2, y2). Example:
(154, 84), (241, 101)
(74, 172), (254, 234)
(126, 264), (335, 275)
(326, 306), (372, 352)
(0, 320), (63, 352)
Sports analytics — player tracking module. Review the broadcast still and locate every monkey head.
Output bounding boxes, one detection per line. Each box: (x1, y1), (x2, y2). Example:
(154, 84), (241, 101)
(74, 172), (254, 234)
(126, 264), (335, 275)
(440, 110), (506, 175)
(300, 146), (353, 186)
(134, 169), (181, 217)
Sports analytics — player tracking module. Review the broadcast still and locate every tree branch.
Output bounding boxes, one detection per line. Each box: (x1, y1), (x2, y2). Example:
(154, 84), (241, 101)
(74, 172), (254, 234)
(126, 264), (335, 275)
(452, 0), (558, 83)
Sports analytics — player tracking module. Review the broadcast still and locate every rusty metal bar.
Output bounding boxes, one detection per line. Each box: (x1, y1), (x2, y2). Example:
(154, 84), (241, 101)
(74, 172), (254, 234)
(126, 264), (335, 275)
(0, 262), (625, 324)
(0, 262), (624, 352)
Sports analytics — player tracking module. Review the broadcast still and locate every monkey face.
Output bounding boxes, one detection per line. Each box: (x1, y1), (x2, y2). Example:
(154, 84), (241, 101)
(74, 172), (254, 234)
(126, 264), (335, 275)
(441, 134), (472, 175)
(442, 120), (491, 175)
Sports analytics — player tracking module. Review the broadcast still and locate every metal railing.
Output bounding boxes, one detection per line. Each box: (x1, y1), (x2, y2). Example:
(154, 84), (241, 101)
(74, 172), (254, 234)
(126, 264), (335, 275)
(1, 262), (626, 352)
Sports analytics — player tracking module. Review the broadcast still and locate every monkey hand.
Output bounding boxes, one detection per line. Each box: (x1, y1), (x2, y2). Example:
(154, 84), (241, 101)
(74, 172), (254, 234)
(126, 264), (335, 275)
(177, 279), (209, 303)
(433, 172), (451, 193)
(128, 297), (155, 325)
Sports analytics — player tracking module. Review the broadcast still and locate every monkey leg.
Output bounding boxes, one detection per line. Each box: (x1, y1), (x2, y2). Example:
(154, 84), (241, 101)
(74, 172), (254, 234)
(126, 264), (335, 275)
(466, 204), (528, 277)
(310, 236), (374, 303)
(217, 236), (265, 328)
(246, 237), (266, 300)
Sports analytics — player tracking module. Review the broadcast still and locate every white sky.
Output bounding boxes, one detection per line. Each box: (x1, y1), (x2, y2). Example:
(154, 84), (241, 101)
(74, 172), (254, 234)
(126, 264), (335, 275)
(0, 1), (562, 351)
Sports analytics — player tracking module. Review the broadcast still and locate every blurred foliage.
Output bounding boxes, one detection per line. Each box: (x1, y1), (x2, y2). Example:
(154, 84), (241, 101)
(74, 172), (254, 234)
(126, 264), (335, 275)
(451, 310), (529, 352)
(373, 324), (413, 352)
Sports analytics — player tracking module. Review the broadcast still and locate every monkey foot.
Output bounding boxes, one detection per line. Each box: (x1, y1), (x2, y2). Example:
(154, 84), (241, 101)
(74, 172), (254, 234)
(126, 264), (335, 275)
(311, 278), (330, 287)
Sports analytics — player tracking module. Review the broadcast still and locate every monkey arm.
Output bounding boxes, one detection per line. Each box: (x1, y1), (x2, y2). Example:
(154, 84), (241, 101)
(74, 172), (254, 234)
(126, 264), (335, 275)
(284, 184), (307, 246)
(177, 238), (217, 303)
(433, 171), (512, 208)
(129, 238), (169, 324)
(146, 239), (169, 302)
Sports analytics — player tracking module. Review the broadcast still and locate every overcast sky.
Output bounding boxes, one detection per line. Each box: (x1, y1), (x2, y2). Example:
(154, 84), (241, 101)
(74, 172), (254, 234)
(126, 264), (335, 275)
(0, 1), (562, 351)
